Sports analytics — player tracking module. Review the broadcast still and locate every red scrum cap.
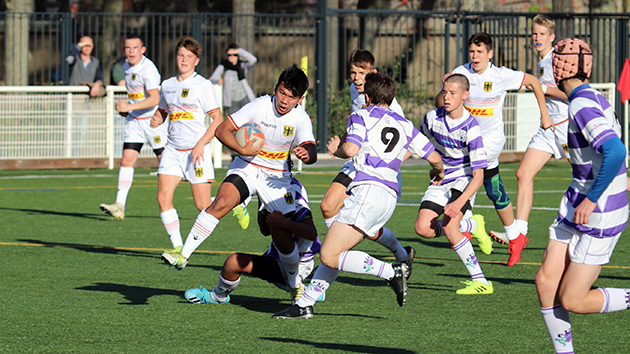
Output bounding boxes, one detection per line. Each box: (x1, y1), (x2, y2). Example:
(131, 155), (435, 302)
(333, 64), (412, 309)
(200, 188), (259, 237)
(552, 38), (593, 83)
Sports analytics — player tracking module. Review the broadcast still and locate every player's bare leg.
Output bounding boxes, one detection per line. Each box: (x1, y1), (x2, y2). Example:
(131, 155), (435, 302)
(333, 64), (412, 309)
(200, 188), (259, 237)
(515, 147), (552, 229)
(320, 182), (347, 222)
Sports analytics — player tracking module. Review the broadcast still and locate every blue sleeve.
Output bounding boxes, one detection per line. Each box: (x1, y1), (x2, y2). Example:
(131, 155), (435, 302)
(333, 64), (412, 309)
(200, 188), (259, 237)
(586, 137), (626, 202)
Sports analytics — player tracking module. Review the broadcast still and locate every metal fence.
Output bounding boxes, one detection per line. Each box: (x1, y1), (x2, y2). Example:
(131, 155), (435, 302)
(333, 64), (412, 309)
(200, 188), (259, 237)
(1, 10), (629, 155)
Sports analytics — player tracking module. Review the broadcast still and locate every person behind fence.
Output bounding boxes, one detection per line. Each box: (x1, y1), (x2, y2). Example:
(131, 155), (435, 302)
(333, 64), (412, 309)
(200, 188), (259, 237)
(99, 33), (168, 220)
(111, 56), (127, 87)
(535, 37), (629, 354)
(161, 65), (318, 306)
(66, 35), (105, 98)
(272, 73), (444, 319)
(438, 32), (551, 267)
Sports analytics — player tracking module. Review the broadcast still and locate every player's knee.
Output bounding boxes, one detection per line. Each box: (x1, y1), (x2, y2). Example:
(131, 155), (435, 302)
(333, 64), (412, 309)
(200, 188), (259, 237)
(319, 252), (338, 269)
(484, 173), (511, 210)
(156, 190), (171, 207)
(559, 293), (588, 314)
(515, 165), (534, 184)
(415, 220), (435, 238)
(223, 253), (240, 272)
(320, 195), (341, 219)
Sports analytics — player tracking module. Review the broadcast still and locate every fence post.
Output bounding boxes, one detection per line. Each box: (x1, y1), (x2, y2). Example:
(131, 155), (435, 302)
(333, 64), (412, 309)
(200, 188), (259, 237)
(106, 86), (115, 169)
(66, 92), (73, 157)
(316, 1), (328, 153)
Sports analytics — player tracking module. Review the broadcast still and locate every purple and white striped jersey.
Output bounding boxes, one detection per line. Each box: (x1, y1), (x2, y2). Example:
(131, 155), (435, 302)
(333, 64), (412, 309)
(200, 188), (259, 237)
(263, 177), (321, 262)
(345, 105), (435, 196)
(558, 84), (628, 237)
(420, 107), (488, 186)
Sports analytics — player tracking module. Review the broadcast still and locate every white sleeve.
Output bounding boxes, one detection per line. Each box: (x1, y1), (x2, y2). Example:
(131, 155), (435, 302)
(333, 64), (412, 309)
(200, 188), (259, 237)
(498, 67), (526, 91)
(293, 109), (316, 146)
(229, 98), (261, 128)
(201, 80), (220, 113)
(144, 64), (161, 91)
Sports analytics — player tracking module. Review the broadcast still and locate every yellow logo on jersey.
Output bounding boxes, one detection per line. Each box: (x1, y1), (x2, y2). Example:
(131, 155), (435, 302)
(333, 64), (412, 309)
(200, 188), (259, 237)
(258, 150), (289, 160)
(540, 67), (545, 77)
(169, 112), (194, 121)
(562, 144), (568, 153)
(132, 73), (136, 81)
(195, 167), (203, 177)
(182, 89), (189, 98)
(483, 82), (493, 92)
(465, 106), (494, 117)
(128, 92), (145, 99)
(283, 125), (295, 137)
(284, 192), (294, 205)
(153, 135), (161, 144)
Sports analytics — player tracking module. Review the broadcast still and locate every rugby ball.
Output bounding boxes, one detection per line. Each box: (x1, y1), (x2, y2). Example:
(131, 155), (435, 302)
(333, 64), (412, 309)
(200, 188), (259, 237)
(234, 122), (265, 148)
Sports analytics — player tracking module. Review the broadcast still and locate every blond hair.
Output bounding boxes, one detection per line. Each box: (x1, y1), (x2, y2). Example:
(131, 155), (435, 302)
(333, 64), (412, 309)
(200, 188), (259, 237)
(532, 14), (555, 33)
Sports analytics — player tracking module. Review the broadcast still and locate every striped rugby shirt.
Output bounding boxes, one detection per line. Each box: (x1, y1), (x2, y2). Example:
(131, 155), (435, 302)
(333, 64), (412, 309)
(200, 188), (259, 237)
(538, 49), (569, 124)
(229, 95), (316, 172)
(420, 106), (488, 187)
(263, 177), (321, 262)
(158, 73), (220, 150)
(452, 63), (525, 140)
(123, 56), (161, 119)
(345, 104), (435, 196)
(558, 84), (628, 237)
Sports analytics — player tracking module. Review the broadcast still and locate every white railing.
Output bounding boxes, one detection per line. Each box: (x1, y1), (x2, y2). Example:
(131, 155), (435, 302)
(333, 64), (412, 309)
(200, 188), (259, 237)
(0, 85), (224, 169)
(503, 83), (617, 153)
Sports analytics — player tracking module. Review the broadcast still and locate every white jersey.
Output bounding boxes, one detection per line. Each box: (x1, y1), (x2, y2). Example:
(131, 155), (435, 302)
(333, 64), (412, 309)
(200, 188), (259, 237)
(538, 49), (570, 124)
(346, 105), (435, 196)
(421, 107), (487, 186)
(350, 83), (405, 117)
(452, 63), (525, 136)
(158, 73), (220, 150)
(229, 95), (316, 172)
(124, 56), (160, 119)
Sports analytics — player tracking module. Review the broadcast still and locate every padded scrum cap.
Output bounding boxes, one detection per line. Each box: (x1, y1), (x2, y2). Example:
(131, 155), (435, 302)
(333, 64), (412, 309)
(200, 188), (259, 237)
(552, 38), (593, 82)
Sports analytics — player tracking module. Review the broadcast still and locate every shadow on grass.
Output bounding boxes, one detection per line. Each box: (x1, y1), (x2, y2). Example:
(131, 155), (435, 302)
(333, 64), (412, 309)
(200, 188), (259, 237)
(0, 206), (159, 221)
(16, 239), (156, 258)
(76, 282), (182, 305)
(261, 337), (414, 353)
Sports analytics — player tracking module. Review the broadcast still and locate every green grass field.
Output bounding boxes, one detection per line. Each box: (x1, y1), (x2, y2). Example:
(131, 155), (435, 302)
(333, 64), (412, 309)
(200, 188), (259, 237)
(1, 161), (629, 353)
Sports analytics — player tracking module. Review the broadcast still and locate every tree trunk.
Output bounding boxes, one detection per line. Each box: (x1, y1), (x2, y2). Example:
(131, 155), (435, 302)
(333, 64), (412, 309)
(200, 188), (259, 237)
(102, 0), (124, 86)
(5, 0), (33, 86)
(233, 0), (255, 50)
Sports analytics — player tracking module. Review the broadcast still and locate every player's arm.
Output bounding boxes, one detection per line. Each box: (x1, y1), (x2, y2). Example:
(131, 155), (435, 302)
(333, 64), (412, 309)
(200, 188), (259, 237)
(574, 137), (626, 224)
(117, 88), (160, 114)
(191, 108), (224, 165)
(426, 150), (444, 185)
(150, 108), (168, 128)
(215, 118), (262, 156)
(264, 210), (317, 241)
(293, 142), (317, 164)
(545, 85), (568, 100)
(328, 134), (359, 159)
(444, 168), (483, 218)
(523, 73), (552, 129)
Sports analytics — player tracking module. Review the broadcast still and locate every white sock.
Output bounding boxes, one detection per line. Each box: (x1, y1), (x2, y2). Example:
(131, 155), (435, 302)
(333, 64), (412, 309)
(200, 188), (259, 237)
(324, 216), (336, 229)
(374, 227), (408, 262)
(541, 305), (573, 353)
(505, 222), (520, 241)
(181, 210), (220, 259)
(296, 264), (339, 308)
(459, 218), (477, 233)
(160, 209), (182, 248)
(277, 242), (300, 288)
(453, 237), (488, 285)
(338, 250), (395, 280)
(599, 288), (630, 313)
(212, 275), (240, 302)
(241, 195), (252, 207)
(115, 166), (134, 206)
(515, 219), (529, 236)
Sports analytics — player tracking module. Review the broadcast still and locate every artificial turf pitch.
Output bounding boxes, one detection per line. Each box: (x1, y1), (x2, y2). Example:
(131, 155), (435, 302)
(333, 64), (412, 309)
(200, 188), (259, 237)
(1, 161), (628, 353)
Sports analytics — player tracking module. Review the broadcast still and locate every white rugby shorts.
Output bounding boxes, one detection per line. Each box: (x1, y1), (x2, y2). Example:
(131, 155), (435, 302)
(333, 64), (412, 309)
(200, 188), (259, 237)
(123, 116), (167, 149)
(226, 158), (297, 215)
(549, 219), (621, 265)
(482, 133), (506, 170)
(157, 144), (215, 184)
(526, 121), (569, 160)
(337, 183), (397, 237)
